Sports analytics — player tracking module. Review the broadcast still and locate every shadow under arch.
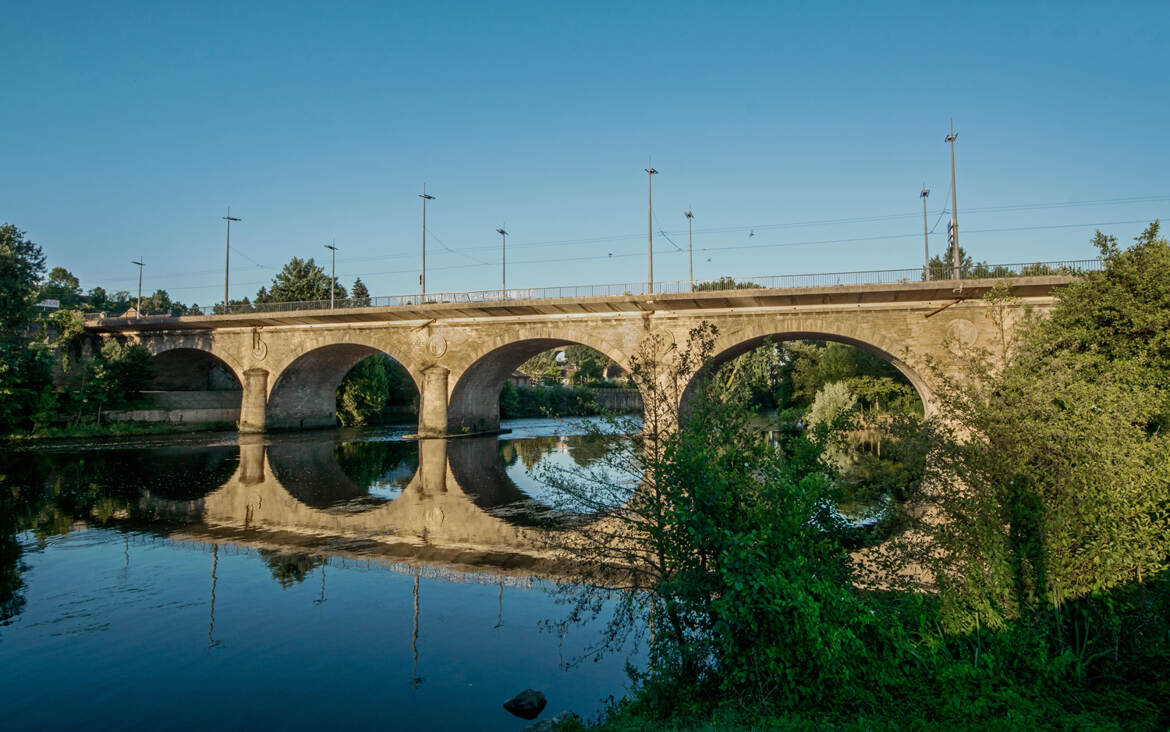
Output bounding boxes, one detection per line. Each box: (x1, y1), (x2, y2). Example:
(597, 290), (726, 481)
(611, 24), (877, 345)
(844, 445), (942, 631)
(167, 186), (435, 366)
(266, 343), (420, 430)
(680, 331), (931, 417)
(448, 337), (643, 433)
(149, 347), (243, 391)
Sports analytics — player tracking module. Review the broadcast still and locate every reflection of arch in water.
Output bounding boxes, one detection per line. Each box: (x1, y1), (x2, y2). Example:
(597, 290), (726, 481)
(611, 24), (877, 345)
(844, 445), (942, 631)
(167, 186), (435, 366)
(447, 434), (630, 527)
(446, 436), (531, 509)
(681, 330), (930, 416)
(266, 343), (420, 430)
(266, 437), (393, 511)
(200, 438), (544, 555)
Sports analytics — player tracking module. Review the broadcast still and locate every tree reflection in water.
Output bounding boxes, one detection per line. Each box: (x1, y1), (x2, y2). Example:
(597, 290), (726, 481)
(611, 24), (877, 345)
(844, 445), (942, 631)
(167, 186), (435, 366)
(0, 445), (238, 624)
(260, 550), (326, 589)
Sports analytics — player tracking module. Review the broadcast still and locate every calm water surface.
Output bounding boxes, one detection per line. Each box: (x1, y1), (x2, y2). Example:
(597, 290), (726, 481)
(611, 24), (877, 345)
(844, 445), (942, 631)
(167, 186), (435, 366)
(0, 417), (643, 731)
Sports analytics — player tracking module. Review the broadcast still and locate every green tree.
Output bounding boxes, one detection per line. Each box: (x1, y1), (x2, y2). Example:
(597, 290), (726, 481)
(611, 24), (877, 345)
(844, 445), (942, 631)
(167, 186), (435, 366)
(212, 297), (252, 315)
(38, 267), (82, 308)
(691, 276), (761, 291)
(499, 380), (522, 418)
(351, 278), (370, 306)
(336, 355), (390, 426)
(787, 341), (905, 409)
(83, 287), (132, 314)
(0, 339), (53, 433)
(336, 355), (417, 426)
(573, 356), (603, 385)
(255, 257), (346, 303)
(712, 340), (787, 409)
(137, 289), (190, 316)
(911, 223), (1170, 627)
(0, 224), (46, 335)
(65, 340), (155, 422)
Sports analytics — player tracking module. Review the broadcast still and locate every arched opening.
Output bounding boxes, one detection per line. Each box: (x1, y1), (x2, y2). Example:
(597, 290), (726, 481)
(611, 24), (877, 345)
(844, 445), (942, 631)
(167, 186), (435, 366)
(144, 348), (243, 425)
(266, 344), (420, 431)
(683, 333), (929, 536)
(681, 332), (929, 418)
(448, 339), (642, 433)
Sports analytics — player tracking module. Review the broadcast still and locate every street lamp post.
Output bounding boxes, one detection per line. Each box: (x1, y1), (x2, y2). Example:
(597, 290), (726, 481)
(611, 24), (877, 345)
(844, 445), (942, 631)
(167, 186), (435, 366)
(496, 227), (508, 298)
(222, 207), (241, 313)
(419, 186), (435, 298)
(131, 259), (144, 317)
(324, 242), (338, 309)
(645, 159), (658, 294)
(920, 187), (930, 280)
(946, 120), (959, 280)
(684, 209), (694, 286)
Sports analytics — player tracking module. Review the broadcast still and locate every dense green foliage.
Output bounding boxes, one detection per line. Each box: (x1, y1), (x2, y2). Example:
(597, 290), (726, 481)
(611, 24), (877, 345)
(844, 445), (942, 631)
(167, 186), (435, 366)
(499, 381), (599, 418)
(0, 224), (46, 333)
(906, 223), (1170, 622)
(924, 245), (1077, 281)
(336, 355), (418, 426)
(690, 277), (761, 291)
(550, 226), (1170, 730)
(255, 256), (346, 303)
(350, 277), (370, 305)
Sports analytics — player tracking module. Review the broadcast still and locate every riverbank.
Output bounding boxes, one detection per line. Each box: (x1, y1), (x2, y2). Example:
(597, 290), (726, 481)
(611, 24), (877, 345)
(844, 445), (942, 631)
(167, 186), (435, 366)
(587, 571), (1170, 731)
(2, 420), (237, 444)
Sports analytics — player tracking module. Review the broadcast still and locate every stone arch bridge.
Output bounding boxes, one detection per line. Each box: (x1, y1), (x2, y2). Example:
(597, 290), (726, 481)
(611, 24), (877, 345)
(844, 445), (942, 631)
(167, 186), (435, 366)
(84, 276), (1071, 435)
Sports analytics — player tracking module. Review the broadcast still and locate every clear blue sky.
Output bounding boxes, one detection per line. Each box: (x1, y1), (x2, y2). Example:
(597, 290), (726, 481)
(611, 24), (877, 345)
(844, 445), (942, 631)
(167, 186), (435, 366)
(3, 1), (1167, 306)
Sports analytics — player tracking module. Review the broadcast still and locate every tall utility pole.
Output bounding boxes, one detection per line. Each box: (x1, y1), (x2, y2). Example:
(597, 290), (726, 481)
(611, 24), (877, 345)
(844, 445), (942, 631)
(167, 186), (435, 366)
(684, 209), (694, 285)
(920, 187), (930, 280)
(645, 158), (658, 294)
(131, 259), (144, 317)
(222, 207), (241, 313)
(496, 226), (508, 298)
(946, 120), (959, 280)
(324, 242), (338, 309)
(419, 186), (435, 298)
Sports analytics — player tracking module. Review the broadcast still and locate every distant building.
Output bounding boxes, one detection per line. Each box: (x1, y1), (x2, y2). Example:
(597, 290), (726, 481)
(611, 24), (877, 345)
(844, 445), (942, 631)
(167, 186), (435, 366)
(507, 370), (531, 387)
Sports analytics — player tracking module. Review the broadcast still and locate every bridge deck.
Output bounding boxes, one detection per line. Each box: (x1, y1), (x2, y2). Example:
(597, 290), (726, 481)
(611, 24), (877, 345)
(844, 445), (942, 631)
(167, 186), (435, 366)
(85, 275), (1073, 333)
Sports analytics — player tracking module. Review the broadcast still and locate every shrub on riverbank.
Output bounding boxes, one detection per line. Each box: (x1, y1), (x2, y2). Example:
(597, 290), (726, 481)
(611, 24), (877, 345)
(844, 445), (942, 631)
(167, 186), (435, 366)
(500, 381), (600, 418)
(560, 225), (1170, 731)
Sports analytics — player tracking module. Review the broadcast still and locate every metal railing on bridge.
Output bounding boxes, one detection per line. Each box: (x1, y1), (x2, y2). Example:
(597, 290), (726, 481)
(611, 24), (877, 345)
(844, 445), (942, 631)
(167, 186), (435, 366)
(86, 258), (1102, 321)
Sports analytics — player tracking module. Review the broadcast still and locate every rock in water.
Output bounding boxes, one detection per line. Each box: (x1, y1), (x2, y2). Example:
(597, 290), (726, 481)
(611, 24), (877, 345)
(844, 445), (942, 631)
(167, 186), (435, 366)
(503, 689), (547, 720)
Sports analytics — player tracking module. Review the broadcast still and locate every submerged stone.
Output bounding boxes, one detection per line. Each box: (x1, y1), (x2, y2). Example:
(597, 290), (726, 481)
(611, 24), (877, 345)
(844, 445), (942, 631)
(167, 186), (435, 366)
(503, 688), (547, 719)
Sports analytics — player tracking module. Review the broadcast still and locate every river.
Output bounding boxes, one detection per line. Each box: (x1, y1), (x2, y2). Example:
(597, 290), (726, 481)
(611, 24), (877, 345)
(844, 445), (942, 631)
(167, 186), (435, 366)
(0, 417), (644, 731)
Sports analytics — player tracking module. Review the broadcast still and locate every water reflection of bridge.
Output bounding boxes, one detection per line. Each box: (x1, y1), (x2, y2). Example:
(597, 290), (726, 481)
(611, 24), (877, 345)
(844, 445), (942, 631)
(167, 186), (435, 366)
(147, 434), (580, 579)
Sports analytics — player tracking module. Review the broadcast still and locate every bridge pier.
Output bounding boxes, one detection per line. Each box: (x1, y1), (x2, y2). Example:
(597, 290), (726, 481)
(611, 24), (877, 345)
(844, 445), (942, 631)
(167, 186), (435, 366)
(419, 438), (448, 493)
(239, 368), (269, 433)
(418, 366), (450, 437)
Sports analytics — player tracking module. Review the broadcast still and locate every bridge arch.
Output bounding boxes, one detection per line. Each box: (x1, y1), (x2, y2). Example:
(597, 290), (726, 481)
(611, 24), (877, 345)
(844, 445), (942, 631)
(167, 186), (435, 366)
(148, 347), (243, 391)
(124, 341), (248, 425)
(266, 343), (421, 430)
(681, 326), (933, 417)
(447, 335), (640, 433)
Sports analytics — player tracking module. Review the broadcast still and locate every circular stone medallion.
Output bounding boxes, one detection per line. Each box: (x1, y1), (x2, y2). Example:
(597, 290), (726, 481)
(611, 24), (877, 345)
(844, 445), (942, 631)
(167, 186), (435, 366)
(427, 334), (448, 358)
(945, 318), (979, 348)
